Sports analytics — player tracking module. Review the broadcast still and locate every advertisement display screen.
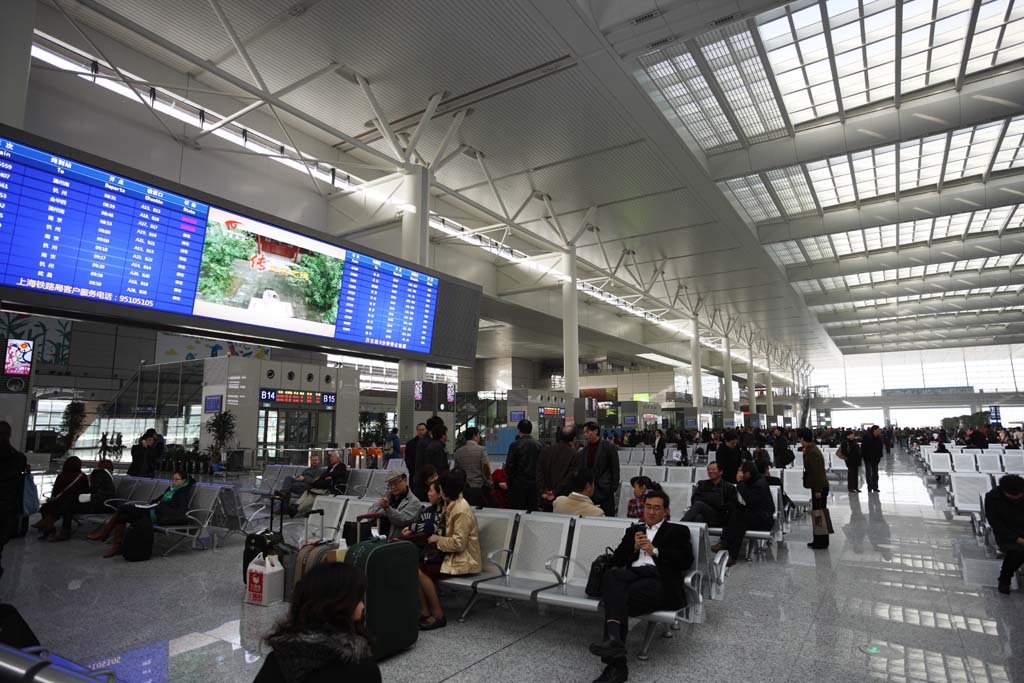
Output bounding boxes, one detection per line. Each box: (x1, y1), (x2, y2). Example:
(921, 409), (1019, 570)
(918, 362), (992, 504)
(4, 339), (32, 375)
(623, 416), (637, 425)
(509, 410), (525, 422)
(0, 134), (441, 356)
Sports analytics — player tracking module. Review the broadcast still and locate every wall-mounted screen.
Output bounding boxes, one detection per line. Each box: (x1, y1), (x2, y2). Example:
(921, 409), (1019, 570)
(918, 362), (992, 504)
(509, 410), (525, 422)
(203, 394), (222, 413)
(0, 129), (477, 363)
(623, 416), (637, 425)
(259, 388), (336, 406)
(4, 339), (32, 375)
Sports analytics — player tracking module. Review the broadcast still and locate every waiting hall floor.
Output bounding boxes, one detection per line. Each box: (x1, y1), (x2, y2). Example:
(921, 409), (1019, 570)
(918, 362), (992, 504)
(2, 447), (1021, 683)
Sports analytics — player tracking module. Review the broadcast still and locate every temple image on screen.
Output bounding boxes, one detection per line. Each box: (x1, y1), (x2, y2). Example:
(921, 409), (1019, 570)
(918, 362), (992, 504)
(193, 207), (345, 338)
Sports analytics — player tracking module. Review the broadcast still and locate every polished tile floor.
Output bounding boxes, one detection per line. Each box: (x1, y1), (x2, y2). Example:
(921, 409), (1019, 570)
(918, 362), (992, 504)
(2, 447), (1020, 682)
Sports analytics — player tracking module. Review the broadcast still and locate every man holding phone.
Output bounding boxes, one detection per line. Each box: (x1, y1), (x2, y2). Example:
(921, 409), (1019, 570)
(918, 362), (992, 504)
(588, 489), (693, 683)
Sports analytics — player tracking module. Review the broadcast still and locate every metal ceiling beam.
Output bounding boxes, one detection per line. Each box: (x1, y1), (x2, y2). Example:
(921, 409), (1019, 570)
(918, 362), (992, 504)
(757, 170), (1024, 243)
(955, 0), (983, 91)
(73, 0), (407, 170)
(785, 233), (1024, 280)
(814, 291), (1024, 323)
(817, 0), (846, 123)
(827, 311), (1023, 337)
(430, 109), (467, 170)
(746, 17), (794, 136)
(683, 39), (749, 148)
(403, 91), (444, 163)
(706, 66), (1024, 181)
(801, 268), (1024, 306)
(837, 333), (1024, 354)
(835, 323), (1024, 348)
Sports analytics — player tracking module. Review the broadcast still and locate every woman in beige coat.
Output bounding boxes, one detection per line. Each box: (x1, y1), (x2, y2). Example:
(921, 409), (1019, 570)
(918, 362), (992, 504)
(420, 472), (481, 631)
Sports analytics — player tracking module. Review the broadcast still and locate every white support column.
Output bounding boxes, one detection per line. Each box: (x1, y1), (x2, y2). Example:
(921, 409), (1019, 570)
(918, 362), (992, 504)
(722, 336), (733, 412)
(765, 353), (775, 417)
(562, 246), (579, 399)
(0, 0), (35, 129)
(691, 317), (702, 409)
(398, 166), (430, 434)
(747, 344), (757, 408)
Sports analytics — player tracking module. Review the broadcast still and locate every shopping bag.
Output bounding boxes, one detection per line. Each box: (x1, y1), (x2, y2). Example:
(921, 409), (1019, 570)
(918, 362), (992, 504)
(246, 553), (285, 606)
(811, 508), (834, 536)
(22, 475), (39, 516)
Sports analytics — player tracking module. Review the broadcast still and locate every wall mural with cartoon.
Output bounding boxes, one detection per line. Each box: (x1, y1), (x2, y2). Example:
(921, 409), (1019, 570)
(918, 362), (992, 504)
(154, 331), (271, 361)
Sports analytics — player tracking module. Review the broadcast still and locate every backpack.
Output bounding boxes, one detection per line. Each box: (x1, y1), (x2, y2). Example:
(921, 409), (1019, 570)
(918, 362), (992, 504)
(383, 439), (394, 457)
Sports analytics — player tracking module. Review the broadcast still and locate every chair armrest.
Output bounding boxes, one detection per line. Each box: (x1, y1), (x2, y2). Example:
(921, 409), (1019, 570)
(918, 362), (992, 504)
(712, 550), (729, 584)
(185, 508), (215, 527)
(104, 498), (129, 511)
(683, 570), (704, 604)
(543, 554), (571, 584)
(485, 548), (513, 576)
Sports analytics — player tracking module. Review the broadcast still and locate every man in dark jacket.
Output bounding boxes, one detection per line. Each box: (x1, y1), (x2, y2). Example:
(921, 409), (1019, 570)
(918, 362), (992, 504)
(838, 430), (862, 493)
(861, 426), (885, 493)
(405, 422), (427, 474)
(772, 427), (793, 469)
(414, 417), (443, 475)
(578, 422), (620, 516)
(536, 425), (583, 511)
(505, 419), (543, 511)
(985, 474), (1024, 594)
(589, 488), (692, 683)
(0, 422), (27, 577)
(419, 423), (450, 477)
(715, 431), (743, 484)
(682, 462), (736, 527)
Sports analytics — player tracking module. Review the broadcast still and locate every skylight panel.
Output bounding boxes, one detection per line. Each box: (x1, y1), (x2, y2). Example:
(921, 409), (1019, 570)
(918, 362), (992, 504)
(851, 144), (897, 199)
(638, 47), (740, 153)
(720, 176), (782, 223)
(944, 121), (1003, 181)
(965, 0), (1024, 73)
(820, 275), (848, 289)
(901, 0), (974, 91)
(698, 24), (788, 143)
(800, 234), (835, 260)
(806, 154), (857, 207)
(968, 206), (1013, 234)
(831, 230), (865, 255)
(898, 218), (934, 245)
(766, 241), (806, 266)
(955, 257), (988, 270)
(793, 279), (822, 294)
(765, 166), (818, 215)
(992, 114), (1024, 173)
(899, 132), (948, 191)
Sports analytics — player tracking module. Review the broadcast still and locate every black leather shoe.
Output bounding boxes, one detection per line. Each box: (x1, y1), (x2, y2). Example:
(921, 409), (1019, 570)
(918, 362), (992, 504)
(589, 638), (626, 659)
(593, 665), (628, 683)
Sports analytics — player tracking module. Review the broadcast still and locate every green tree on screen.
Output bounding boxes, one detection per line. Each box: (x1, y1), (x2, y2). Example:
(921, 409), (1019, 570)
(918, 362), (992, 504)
(198, 227), (256, 301)
(296, 253), (343, 324)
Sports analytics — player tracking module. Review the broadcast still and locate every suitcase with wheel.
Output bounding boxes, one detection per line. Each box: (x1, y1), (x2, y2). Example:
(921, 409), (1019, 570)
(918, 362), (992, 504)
(292, 509), (341, 591)
(122, 517), (154, 562)
(345, 538), (419, 659)
(242, 495), (285, 584)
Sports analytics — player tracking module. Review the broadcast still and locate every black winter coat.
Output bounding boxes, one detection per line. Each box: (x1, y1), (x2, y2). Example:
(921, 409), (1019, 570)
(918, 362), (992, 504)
(985, 487), (1024, 549)
(715, 445), (743, 483)
(151, 480), (193, 526)
(736, 477), (775, 529)
(610, 521), (693, 609)
(861, 433), (884, 463)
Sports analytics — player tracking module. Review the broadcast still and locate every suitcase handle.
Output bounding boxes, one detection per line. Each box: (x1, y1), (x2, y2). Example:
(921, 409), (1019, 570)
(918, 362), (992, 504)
(304, 507), (326, 542)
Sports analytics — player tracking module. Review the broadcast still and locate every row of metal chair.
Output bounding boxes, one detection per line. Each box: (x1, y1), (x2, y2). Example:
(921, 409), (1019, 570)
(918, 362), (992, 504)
(438, 509), (725, 661)
(925, 452), (1024, 478)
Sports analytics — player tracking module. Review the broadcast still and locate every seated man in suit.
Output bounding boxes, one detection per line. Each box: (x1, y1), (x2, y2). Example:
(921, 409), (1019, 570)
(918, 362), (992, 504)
(589, 489), (693, 683)
(682, 462), (737, 528)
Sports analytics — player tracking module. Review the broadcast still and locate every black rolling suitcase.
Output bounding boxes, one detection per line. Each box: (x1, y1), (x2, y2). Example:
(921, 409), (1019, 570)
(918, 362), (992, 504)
(243, 495), (286, 584)
(122, 517), (154, 562)
(345, 538), (419, 659)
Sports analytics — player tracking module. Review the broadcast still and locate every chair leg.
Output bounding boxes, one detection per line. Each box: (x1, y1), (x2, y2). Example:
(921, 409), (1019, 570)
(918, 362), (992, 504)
(458, 592), (480, 623)
(637, 622), (659, 661)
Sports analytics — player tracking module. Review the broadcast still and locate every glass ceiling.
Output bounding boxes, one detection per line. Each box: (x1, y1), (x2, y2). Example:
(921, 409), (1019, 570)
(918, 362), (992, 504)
(763, 205), (1024, 268)
(822, 303), (1024, 327)
(637, 0), (1023, 155)
(794, 252), (1023, 291)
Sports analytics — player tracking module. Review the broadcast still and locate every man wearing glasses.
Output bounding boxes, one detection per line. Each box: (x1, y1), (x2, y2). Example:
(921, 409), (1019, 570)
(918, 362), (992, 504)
(368, 471), (421, 537)
(589, 489), (693, 683)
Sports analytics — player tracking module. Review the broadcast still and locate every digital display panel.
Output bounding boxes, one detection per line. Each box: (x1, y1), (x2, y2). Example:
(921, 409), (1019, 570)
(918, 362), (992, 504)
(259, 388), (336, 405)
(446, 382), (456, 404)
(413, 380), (423, 402)
(623, 416), (637, 425)
(538, 407), (565, 416)
(0, 135), (439, 355)
(203, 394), (222, 413)
(4, 339), (32, 375)
(509, 410), (525, 422)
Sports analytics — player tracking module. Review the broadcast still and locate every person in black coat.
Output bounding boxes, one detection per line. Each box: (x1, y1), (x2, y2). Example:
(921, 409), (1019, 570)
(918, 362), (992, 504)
(418, 423), (450, 477)
(719, 461), (775, 566)
(715, 431), (743, 484)
(405, 423), (426, 474)
(256, 563), (381, 683)
(772, 427), (793, 469)
(838, 430), (862, 493)
(682, 462), (737, 527)
(86, 470), (193, 557)
(589, 488), (692, 683)
(985, 474), (1024, 594)
(505, 419), (543, 511)
(0, 422), (27, 579)
(127, 432), (157, 477)
(578, 422), (620, 516)
(653, 429), (666, 466)
(414, 416), (443, 474)
(861, 426), (884, 493)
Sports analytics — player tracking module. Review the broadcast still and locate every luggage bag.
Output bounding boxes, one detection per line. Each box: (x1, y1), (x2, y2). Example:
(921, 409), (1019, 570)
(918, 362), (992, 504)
(242, 495), (285, 584)
(345, 538), (419, 659)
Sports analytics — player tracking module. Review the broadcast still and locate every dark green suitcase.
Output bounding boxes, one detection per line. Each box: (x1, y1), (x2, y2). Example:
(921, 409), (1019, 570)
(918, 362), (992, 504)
(345, 538), (419, 659)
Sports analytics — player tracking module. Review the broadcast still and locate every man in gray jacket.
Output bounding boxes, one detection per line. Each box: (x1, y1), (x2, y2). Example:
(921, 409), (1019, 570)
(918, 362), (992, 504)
(579, 422), (620, 517)
(279, 453), (324, 499)
(453, 427), (494, 507)
(368, 471), (421, 536)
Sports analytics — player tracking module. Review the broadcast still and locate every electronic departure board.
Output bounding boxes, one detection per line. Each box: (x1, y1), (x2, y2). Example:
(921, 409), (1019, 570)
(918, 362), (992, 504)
(0, 134), (442, 356)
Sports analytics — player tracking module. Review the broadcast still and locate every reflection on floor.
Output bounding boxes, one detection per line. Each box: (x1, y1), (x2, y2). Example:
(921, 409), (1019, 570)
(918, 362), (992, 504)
(2, 447), (1021, 682)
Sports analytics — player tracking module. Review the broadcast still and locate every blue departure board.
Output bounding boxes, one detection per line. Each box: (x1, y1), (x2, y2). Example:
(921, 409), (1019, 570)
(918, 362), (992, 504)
(0, 136), (439, 355)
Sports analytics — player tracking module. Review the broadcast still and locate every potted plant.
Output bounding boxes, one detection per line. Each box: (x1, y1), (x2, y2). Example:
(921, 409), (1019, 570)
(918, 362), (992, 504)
(205, 410), (236, 464)
(58, 401), (87, 456)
